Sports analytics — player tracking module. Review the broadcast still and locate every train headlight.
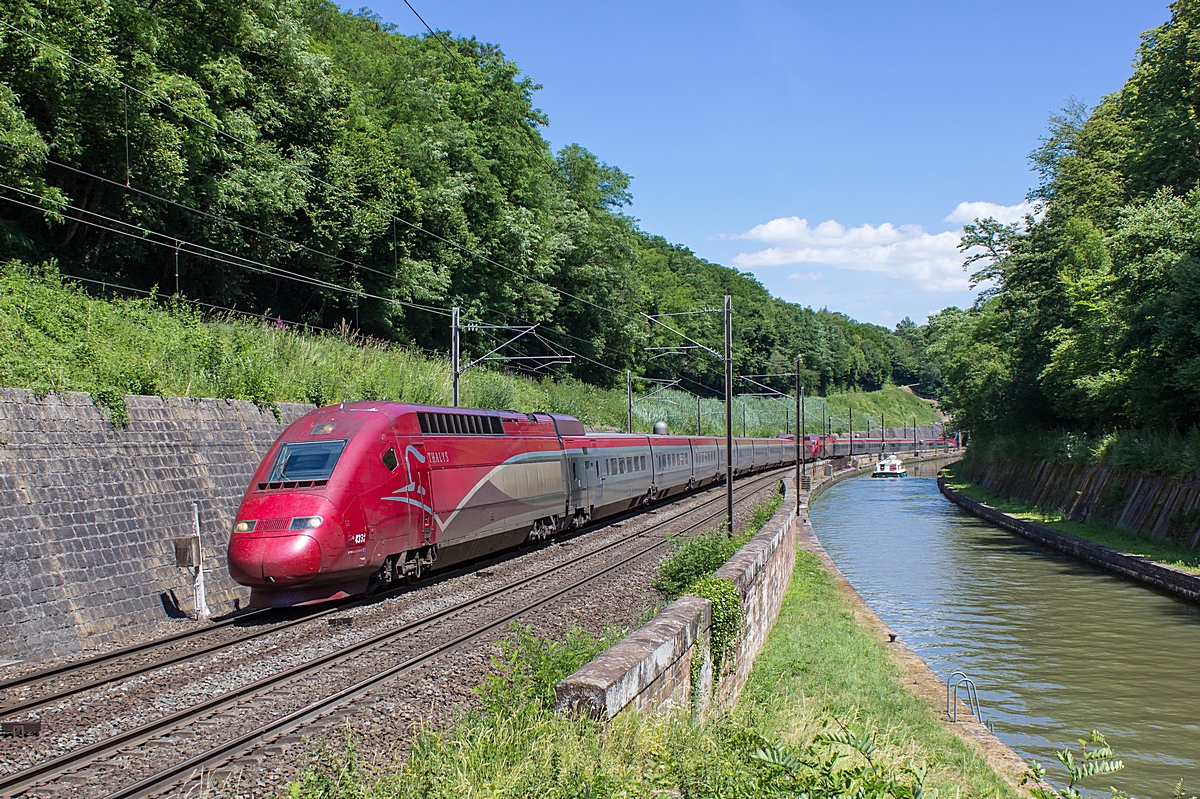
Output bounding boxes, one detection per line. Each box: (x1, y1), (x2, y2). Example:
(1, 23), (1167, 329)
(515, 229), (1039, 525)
(289, 516), (323, 530)
(233, 520), (257, 533)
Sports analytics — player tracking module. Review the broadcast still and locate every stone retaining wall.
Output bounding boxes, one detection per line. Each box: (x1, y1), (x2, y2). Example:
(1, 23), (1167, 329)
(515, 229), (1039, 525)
(940, 477), (1200, 605)
(553, 454), (958, 719)
(0, 390), (314, 660)
(559, 470), (806, 719)
(555, 478), (798, 718)
(963, 458), (1200, 550)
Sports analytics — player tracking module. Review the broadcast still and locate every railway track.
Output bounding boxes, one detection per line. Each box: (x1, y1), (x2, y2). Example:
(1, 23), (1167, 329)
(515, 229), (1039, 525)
(0, 465), (796, 722)
(0, 469), (789, 799)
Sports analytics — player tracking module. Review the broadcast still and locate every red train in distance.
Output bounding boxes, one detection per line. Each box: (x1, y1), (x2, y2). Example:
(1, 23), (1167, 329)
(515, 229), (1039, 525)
(227, 401), (798, 608)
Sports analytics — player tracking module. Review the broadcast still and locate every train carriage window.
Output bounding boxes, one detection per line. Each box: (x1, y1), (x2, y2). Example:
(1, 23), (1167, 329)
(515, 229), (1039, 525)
(641, 455), (647, 471)
(619, 458), (626, 475)
(269, 440), (347, 482)
(382, 447), (399, 471)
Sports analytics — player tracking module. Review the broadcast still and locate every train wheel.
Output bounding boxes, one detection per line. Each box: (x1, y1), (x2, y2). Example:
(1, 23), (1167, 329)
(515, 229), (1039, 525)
(404, 556), (423, 585)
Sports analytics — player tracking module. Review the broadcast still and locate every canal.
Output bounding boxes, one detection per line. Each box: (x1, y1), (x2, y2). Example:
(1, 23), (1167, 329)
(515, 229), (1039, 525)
(810, 466), (1200, 798)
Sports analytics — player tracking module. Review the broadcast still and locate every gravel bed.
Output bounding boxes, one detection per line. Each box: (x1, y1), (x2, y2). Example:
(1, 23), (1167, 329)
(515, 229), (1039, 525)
(0, 472), (786, 797)
(210, 474), (788, 798)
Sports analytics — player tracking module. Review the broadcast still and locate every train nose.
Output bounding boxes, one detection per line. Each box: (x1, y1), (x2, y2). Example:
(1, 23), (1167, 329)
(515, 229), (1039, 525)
(228, 533), (323, 586)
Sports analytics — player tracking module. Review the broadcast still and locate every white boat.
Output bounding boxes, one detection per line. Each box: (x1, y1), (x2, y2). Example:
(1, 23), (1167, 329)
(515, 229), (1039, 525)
(871, 455), (907, 478)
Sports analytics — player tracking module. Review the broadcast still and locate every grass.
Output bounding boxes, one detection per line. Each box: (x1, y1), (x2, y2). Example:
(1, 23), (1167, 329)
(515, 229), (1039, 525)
(966, 428), (1200, 480)
(739, 548), (1018, 799)
(287, 548), (1018, 799)
(0, 260), (940, 433)
(823, 385), (943, 434)
(942, 463), (1200, 575)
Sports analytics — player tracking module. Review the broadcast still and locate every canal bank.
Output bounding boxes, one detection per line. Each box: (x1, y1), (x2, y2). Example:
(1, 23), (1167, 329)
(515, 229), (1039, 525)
(810, 471), (1200, 798)
(290, 460), (1026, 798)
(802, 456), (1032, 789)
(940, 468), (1200, 603)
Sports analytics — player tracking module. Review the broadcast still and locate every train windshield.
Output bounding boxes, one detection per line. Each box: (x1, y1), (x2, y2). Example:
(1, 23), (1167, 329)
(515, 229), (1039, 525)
(268, 440), (348, 481)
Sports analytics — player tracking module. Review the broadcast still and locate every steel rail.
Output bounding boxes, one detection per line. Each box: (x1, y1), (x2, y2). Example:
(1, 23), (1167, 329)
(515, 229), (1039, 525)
(0, 469), (788, 798)
(0, 464), (794, 718)
(108, 470), (789, 799)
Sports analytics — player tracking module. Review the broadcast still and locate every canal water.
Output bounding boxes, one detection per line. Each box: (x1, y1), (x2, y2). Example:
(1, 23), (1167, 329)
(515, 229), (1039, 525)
(810, 467), (1200, 798)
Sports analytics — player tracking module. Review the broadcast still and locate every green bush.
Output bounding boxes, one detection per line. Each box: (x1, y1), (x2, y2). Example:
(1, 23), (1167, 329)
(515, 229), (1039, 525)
(476, 623), (621, 714)
(653, 532), (748, 598)
(686, 575), (742, 678)
(654, 492), (784, 599)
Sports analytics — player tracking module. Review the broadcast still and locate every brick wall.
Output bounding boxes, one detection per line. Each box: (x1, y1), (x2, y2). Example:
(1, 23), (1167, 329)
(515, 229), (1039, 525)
(0, 390), (313, 661)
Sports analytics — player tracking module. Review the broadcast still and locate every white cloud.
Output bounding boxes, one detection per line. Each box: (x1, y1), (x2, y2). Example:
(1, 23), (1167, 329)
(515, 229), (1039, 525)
(730, 201), (1025, 292)
(943, 200), (1039, 225)
(732, 216), (969, 291)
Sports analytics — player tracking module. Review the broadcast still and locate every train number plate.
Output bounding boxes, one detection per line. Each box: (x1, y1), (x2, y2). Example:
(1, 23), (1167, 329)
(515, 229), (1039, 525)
(346, 532), (368, 547)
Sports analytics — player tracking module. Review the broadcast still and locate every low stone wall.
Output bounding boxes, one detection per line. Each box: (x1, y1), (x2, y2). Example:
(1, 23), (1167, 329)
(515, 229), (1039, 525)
(963, 458), (1200, 550)
(0, 389), (314, 660)
(940, 477), (1200, 605)
(555, 478), (798, 718)
(554, 453), (961, 719)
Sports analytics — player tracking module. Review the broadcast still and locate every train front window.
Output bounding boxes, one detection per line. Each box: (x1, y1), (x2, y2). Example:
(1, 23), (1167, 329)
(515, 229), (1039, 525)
(268, 440), (348, 482)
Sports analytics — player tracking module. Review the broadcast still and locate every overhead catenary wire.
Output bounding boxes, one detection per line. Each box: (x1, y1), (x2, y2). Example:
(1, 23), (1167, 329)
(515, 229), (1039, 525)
(0, 19), (650, 332)
(0, 181), (453, 317)
(0, 143), (443, 305)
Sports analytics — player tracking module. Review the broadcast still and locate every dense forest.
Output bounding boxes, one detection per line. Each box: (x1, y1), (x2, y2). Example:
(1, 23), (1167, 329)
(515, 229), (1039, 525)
(0, 0), (937, 398)
(927, 0), (1200, 448)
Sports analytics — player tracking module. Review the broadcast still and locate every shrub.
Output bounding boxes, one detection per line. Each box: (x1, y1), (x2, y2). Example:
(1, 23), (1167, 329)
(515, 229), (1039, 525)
(686, 575), (742, 678)
(476, 623), (622, 714)
(653, 532), (747, 598)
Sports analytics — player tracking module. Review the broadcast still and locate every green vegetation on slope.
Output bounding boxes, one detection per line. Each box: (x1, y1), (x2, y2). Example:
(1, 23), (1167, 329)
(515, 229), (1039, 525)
(0, 0), (938, 398)
(964, 428), (1200, 480)
(922, 1), (1200, 468)
(0, 263), (940, 432)
(288, 549), (1016, 799)
(943, 463), (1200, 574)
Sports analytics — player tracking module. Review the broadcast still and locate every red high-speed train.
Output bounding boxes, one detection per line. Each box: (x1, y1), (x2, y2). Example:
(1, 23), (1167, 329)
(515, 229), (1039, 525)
(227, 402), (800, 608)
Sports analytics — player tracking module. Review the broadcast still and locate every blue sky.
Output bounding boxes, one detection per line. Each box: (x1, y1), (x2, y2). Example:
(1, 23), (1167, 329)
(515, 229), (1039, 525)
(365, 0), (1171, 328)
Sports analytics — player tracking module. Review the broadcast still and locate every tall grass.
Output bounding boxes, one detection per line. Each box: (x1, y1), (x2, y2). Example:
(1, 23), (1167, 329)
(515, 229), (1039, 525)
(0, 261), (940, 433)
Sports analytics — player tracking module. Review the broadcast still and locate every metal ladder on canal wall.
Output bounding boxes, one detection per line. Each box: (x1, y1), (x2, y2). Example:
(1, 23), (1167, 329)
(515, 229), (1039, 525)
(947, 672), (994, 732)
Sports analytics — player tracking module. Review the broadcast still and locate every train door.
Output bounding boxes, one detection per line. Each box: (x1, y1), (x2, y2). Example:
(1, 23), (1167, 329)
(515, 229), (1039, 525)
(570, 448), (592, 512)
(365, 434), (406, 560)
(405, 442), (435, 546)
(587, 441), (603, 510)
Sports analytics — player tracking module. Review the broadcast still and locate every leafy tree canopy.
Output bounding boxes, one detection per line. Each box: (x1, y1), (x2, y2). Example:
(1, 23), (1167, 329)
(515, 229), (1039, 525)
(0, 0), (928, 395)
(929, 0), (1200, 436)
